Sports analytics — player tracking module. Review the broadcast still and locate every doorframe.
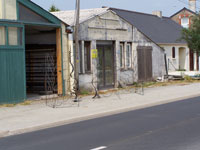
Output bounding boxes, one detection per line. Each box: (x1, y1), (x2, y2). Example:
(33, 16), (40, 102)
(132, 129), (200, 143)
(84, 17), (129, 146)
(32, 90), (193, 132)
(137, 46), (153, 82)
(97, 43), (115, 89)
(189, 49), (194, 71)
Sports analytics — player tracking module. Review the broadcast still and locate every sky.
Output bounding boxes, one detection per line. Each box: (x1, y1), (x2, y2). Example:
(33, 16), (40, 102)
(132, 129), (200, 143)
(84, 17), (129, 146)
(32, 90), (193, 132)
(31, 0), (199, 17)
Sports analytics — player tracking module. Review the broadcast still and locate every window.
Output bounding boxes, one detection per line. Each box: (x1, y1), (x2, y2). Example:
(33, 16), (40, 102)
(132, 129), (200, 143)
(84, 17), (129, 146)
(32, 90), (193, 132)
(0, 0), (2, 19)
(0, 25), (23, 47)
(172, 47), (176, 58)
(120, 43), (124, 68)
(0, 26), (6, 45)
(84, 41), (91, 72)
(8, 27), (18, 45)
(181, 17), (189, 28)
(126, 43), (132, 68)
(79, 42), (83, 73)
(73, 42), (82, 73)
(0, 0), (17, 20)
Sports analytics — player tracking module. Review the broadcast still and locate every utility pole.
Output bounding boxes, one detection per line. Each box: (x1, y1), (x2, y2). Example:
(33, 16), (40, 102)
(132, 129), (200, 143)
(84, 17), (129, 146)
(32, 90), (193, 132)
(74, 0), (80, 102)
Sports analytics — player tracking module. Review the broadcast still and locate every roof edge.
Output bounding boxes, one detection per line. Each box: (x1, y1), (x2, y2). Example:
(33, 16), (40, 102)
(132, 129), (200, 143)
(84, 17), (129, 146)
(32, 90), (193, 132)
(17, 0), (69, 26)
(170, 7), (196, 18)
(109, 7), (170, 19)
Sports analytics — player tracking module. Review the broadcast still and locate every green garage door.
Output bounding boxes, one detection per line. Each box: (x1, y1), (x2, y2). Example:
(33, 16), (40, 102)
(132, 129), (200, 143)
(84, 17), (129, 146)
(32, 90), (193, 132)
(0, 24), (26, 104)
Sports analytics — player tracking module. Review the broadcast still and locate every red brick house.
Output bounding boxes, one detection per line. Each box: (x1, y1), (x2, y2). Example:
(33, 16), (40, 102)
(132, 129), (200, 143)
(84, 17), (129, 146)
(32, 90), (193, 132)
(170, 0), (199, 71)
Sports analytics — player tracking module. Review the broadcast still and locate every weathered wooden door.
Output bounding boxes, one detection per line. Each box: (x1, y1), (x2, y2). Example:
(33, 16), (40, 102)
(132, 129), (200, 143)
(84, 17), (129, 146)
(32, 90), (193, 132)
(97, 45), (114, 89)
(137, 46), (153, 82)
(0, 25), (26, 104)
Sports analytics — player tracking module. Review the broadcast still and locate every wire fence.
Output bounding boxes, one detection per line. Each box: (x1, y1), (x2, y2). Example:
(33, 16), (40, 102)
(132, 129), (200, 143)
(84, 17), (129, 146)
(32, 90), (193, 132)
(44, 48), (145, 108)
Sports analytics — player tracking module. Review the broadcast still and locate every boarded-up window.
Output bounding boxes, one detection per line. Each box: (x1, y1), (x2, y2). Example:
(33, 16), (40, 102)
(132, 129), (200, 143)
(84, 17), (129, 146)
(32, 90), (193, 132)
(8, 27), (18, 46)
(0, 26), (6, 45)
(0, 0), (17, 20)
(120, 43), (124, 68)
(126, 43), (131, 68)
(84, 41), (91, 72)
(172, 47), (176, 58)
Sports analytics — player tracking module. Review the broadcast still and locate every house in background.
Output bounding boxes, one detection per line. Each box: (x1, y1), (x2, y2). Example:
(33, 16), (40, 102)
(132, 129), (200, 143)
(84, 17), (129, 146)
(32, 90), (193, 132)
(0, 0), (73, 104)
(110, 7), (192, 73)
(170, 0), (199, 72)
(53, 8), (166, 92)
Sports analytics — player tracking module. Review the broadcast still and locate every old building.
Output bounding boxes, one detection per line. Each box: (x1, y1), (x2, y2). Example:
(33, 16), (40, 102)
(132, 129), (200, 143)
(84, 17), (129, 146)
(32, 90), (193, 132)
(0, 0), (72, 104)
(53, 8), (165, 92)
(110, 7), (191, 73)
(170, 0), (199, 71)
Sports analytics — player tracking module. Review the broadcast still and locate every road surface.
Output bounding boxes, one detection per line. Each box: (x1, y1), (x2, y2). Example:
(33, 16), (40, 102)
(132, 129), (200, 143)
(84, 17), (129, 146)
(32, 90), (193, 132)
(0, 96), (200, 150)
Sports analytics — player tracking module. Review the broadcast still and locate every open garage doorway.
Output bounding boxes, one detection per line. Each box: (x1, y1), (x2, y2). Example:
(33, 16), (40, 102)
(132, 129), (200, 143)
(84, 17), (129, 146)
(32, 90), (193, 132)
(25, 25), (62, 99)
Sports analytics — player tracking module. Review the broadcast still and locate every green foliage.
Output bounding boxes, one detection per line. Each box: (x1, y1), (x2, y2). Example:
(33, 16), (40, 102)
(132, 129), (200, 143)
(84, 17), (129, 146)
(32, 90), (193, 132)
(80, 91), (90, 95)
(176, 69), (186, 71)
(49, 4), (60, 12)
(181, 14), (200, 53)
(184, 75), (193, 81)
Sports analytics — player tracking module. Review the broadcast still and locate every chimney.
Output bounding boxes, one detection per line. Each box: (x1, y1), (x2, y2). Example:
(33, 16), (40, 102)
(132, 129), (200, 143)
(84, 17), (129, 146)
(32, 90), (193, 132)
(189, 0), (196, 12)
(152, 11), (162, 18)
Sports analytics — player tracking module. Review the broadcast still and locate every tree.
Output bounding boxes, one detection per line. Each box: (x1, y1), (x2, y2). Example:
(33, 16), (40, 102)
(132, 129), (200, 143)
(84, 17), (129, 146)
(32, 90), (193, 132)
(181, 14), (200, 53)
(49, 4), (60, 12)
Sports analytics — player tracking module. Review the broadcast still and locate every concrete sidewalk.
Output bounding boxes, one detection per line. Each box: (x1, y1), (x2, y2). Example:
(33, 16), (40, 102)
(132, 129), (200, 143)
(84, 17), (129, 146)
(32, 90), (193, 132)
(1, 83), (200, 138)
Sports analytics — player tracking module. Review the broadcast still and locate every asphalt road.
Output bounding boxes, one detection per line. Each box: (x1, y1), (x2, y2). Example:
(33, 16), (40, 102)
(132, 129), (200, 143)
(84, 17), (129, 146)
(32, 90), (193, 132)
(1, 96), (200, 150)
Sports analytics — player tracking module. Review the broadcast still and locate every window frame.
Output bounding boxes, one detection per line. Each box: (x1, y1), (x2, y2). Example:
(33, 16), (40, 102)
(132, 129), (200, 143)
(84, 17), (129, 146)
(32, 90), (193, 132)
(181, 17), (189, 28)
(126, 43), (132, 68)
(0, 23), (24, 49)
(172, 47), (176, 59)
(120, 43), (125, 68)
(84, 41), (91, 73)
(0, 26), (6, 45)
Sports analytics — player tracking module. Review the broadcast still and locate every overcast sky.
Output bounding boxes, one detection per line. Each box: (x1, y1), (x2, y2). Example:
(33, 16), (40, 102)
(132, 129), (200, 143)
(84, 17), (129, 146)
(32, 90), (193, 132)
(31, 0), (199, 17)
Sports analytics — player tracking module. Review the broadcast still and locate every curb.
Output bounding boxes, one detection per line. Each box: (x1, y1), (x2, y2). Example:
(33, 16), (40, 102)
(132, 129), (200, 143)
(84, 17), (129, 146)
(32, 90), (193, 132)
(0, 131), (9, 138)
(1, 93), (200, 138)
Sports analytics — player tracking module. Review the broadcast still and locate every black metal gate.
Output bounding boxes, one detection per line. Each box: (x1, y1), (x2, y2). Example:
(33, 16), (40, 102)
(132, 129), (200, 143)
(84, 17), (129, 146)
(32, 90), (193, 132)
(137, 46), (153, 82)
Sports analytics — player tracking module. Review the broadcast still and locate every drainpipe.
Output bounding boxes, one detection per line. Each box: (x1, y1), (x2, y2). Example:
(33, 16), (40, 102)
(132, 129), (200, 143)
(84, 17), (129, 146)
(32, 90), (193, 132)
(164, 53), (168, 77)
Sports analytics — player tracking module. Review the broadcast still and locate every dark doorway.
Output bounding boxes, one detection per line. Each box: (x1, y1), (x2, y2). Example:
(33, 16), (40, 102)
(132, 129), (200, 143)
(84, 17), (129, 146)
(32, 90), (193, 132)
(190, 49), (194, 71)
(25, 26), (58, 95)
(137, 46), (153, 82)
(197, 53), (199, 71)
(97, 44), (114, 89)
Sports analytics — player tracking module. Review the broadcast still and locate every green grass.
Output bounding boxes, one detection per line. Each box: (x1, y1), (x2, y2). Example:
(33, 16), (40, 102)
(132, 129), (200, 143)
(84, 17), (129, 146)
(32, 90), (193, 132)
(0, 100), (32, 108)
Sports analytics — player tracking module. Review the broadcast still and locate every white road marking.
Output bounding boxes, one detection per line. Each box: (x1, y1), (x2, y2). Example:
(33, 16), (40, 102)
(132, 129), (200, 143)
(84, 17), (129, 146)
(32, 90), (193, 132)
(90, 146), (107, 150)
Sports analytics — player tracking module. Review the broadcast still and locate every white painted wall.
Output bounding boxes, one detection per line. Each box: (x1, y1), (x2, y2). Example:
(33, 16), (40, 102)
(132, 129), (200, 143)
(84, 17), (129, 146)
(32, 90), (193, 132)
(161, 45), (190, 71)
(61, 23), (74, 94)
(0, 0), (17, 20)
(76, 10), (165, 91)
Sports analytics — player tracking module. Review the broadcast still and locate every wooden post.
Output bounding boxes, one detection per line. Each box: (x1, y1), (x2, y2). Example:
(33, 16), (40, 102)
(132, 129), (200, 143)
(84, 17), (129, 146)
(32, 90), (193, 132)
(74, 0), (80, 100)
(56, 28), (63, 95)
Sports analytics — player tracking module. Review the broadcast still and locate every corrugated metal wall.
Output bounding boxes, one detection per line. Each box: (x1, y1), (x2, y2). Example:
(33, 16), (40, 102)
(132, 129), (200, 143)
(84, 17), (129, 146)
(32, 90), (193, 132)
(0, 48), (26, 104)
